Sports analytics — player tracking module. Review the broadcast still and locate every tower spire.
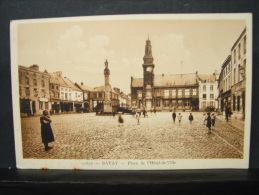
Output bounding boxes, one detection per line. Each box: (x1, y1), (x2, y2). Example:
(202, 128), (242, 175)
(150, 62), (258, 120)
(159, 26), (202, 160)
(143, 37), (154, 65)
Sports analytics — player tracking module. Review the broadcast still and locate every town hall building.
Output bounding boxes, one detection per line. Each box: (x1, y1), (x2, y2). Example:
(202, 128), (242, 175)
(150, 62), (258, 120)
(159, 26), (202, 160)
(131, 38), (200, 111)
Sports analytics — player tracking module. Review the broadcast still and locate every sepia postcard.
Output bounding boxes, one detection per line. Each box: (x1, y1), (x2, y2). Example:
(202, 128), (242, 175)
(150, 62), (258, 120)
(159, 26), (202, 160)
(11, 14), (252, 170)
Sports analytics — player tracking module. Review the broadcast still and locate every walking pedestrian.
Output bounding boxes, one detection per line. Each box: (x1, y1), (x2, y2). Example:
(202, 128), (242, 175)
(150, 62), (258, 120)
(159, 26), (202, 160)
(40, 110), (55, 151)
(225, 107), (229, 121)
(172, 111), (176, 124)
(189, 113), (194, 124)
(211, 113), (216, 129)
(177, 113), (182, 125)
(118, 112), (124, 127)
(206, 112), (212, 134)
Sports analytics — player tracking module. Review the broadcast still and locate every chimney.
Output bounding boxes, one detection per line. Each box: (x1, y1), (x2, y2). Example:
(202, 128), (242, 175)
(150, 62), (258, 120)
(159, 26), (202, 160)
(29, 64), (39, 71)
(81, 82), (83, 85)
(54, 71), (62, 77)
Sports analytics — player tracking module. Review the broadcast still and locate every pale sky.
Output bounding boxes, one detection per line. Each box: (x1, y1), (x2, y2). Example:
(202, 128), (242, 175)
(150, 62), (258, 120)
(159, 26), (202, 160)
(17, 15), (246, 94)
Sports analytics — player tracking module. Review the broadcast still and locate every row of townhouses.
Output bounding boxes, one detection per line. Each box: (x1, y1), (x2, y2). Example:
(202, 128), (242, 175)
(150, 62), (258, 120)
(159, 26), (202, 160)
(218, 27), (247, 119)
(19, 64), (131, 116)
(130, 38), (219, 112)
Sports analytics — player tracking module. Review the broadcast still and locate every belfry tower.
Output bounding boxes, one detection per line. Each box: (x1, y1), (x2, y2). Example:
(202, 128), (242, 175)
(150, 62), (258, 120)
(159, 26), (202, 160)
(142, 37), (155, 110)
(103, 59), (112, 113)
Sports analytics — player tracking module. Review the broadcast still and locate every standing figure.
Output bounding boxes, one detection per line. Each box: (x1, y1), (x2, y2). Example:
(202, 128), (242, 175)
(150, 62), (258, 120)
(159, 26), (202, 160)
(211, 113), (216, 129)
(203, 113), (207, 125)
(172, 111), (176, 124)
(143, 109), (148, 118)
(40, 110), (55, 151)
(136, 112), (140, 125)
(118, 113), (124, 127)
(177, 113), (182, 125)
(225, 107), (229, 121)
(206, 112), (212, 133)
(112, 111), (116, 119)
(189, 113), (194, 124)
(138, 111), (141, 118)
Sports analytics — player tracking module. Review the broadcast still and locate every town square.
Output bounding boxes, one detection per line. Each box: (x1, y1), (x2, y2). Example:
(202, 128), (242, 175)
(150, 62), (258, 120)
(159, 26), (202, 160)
(21, 112), (244, 159)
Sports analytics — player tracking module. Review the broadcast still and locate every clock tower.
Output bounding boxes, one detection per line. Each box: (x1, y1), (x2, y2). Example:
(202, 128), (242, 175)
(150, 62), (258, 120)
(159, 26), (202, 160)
(103, 59), (112, 113)
(142, 37), (155, 110)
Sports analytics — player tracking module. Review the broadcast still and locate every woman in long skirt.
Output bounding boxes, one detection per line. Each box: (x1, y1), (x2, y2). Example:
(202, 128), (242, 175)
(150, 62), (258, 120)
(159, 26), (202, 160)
(118, 112), (124, 127)
(40, 110), (55, 151)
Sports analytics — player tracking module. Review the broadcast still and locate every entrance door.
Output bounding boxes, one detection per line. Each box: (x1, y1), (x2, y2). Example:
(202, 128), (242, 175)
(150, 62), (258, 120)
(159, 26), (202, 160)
(32, 101), (36, 114)
(146, 100), (151, 110)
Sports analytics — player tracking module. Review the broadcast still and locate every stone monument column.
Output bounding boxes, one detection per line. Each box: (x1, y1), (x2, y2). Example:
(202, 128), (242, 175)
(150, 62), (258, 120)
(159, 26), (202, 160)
(103, 59), (112, 113)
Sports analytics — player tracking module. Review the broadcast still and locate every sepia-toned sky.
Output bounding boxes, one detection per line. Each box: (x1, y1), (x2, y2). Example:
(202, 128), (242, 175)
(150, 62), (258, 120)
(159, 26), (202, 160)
(17, 15), (246, 94)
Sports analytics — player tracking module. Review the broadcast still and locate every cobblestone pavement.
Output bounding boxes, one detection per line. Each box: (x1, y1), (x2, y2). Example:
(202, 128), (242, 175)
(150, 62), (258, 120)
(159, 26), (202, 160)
(20, 112), (244, 160)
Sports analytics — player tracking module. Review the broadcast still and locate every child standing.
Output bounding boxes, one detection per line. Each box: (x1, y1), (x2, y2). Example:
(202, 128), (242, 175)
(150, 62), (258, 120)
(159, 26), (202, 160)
(177, 113), (182, 125)
(203, 113), (207, 125)
(136, 112), (140, 125)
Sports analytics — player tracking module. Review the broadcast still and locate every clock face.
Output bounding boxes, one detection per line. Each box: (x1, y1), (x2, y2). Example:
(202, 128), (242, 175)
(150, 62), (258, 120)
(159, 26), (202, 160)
(146, 67), (152, 72)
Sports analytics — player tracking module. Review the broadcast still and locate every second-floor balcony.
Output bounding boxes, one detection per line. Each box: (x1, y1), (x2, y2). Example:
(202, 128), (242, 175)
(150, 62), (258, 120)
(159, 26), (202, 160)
(232, 79), (245, 92)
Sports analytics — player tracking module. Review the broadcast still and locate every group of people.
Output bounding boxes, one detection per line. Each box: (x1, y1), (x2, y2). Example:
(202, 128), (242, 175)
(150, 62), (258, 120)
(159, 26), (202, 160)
(172, 111), (216, 134)
(171, 112), (194, 125)
(203, 112), (216, 133)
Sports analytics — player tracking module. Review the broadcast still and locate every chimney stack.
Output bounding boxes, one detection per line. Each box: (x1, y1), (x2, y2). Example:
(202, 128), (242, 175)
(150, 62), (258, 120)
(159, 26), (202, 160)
(29, 64), (39, 71)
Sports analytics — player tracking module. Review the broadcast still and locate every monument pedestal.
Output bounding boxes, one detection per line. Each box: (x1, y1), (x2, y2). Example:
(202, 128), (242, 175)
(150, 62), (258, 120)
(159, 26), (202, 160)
(103, 101), (112, 113)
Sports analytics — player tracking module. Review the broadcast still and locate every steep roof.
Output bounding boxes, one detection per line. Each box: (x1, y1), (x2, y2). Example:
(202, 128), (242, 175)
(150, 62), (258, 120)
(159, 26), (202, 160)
(93, 86), (105, 92)
(50, 73), (68, 87)
(131, 73), (198, 88)
(154, 73), (198, 87)
(19, 65), (50, 76)
(63, 77), (82, 91)
(131, 78), (143, 87)
(198, 74), (216, 83)
(93, 86), (118, 94)
(76, 83), (94, 91)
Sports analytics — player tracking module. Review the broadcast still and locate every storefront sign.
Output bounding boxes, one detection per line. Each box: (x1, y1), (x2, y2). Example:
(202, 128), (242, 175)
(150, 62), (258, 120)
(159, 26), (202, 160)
(38, 97), (49, 102)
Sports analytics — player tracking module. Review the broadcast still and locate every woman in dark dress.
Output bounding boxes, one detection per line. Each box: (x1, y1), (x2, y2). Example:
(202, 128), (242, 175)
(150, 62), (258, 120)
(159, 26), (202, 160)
(40, 110), (55, 151)
(206, 112), (212, 133)
(118, 112), (124, 127)
(189, 113), (194, 124)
